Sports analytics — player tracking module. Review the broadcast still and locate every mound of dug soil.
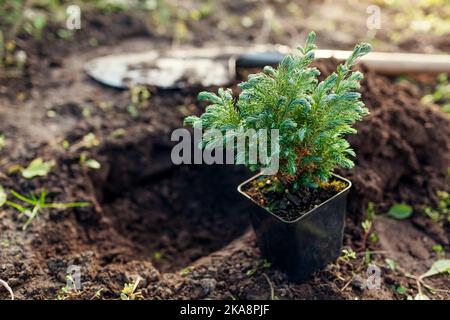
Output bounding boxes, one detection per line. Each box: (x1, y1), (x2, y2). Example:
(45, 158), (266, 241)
(342, 69), (450, 217)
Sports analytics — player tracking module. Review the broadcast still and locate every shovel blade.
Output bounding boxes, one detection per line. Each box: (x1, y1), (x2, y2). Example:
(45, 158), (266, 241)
(84, 50), (233, 89)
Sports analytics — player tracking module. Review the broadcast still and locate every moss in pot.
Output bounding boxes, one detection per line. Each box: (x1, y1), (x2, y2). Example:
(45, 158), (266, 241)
(184, 32), (371, 282)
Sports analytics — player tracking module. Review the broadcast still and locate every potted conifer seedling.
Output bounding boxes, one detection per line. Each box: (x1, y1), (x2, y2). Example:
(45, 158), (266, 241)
(184, 32), (371, 282)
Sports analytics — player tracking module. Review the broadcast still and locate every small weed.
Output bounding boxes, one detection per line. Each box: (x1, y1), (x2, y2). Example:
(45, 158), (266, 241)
(0, 133), (5, 150)
(0, 239), (9, 248)
(0, 184), (6, 207)
(120, 277), (143, 300)
(153, 251), (162, 261)
(82, 106), (92, 118)
(0, 188), (90, 230)
(385, 258), (397, 271)
(91, 288), (103, 300)
(422, 73), (450, 114)
(80, 152), (101, 170)
(397, 259), (450, 299)
(46, 110), (57, 118)
(388, 203), (413, 220)
(0, 37), (27, 77)
(364, 250), (372, 265)
(395, 285), (407, 295)
(77, 133), (100, 149)
(62, 139), (70, 150)
(361, 202), (378, 248)
(432, 245), (445, 259)
(130, 85), (151, 108)
(181, 267), (191, 276)
(56, 275), (80, 300)
(57, 29), (74, 41)
(245, 269), (256, 277)
(127, 104), (140, 119)
(340, 248), (356, 263)
(68, 133), (100, 152)
(262, 259), (272, 269)
(98, 101), (113, 111)
(127, 85), (151, 119)
(424, 191), (449, 223)
(369, 233), (378, 244)
(361, 219), (372, 234)
(245, 259), (272, 277)
(21, 157), (55, 179)
(366, 201), (375, 220)
(111, 128), (126, 139)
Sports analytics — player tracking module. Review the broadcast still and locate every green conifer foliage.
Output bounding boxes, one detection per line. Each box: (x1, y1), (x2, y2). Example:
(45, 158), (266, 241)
(185, 32), (371, 191)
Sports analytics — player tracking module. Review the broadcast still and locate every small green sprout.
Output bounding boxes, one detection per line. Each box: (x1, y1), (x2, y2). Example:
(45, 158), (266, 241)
(399, 259), (450, 299)
(245, 259), (272, 277)
(111, 128), (126, 139)
(369, 233), (378, 244)
(127, 85), (151, 119)
(62, 139), (70, 150)
(364, 250), (372, 265)
(245, 269), (256, 277)
(361, 219), (372, 234)
(79, 133), (100, 149)
(127, 105), (140, 119)
(120, 277), (143, 300)
(91, 288), (103, 300)
(385, 258), (397, 271)
(98, 101), (113, 111)
(388, 203), (413, 220)
(0, 133), (5, 150)
(181, 267), (191, 276)
(21, 157), (55, 179)
(0, 184), (6, 207)
(262, 259), (272, 269)
(396, 285), (407, 295)
(80, 152), (101, 170)
(0, 188), (90, 230)
(424, 191), (449, 223)
(432, 245), (445, 259)
(153, 251), (162, 261)
(69, 133), (100, 152)
(421, 73), (450, 114)
(340, 248), (356, 262)
(361, 202), (378, 246)
(56, 275), (80, 300)
(0, 238), (9, 248)
(82, 106), (92, 118)
(57, 29), (74, 41)
(130, 85), (151, 108)
(366, 201), (375, 220)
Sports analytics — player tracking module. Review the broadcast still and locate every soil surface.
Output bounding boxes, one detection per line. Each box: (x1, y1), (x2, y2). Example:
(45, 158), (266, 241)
(241, 175), (346, 222)
(1, 10), (449, 300)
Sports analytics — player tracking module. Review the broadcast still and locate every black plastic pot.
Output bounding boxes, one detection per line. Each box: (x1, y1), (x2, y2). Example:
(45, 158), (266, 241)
(237, 173), (351, 282)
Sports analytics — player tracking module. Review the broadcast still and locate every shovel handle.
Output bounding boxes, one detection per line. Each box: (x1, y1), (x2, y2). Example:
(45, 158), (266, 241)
(235, 52), (285, 68)
(235, 50), (450, 75)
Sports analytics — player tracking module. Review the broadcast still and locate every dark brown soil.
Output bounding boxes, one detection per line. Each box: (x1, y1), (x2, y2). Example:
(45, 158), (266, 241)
(343, 67), (450, 217)
(241, 175), (346, 221)
(1, 8), (449, 300)
(94, 139), (254, 272)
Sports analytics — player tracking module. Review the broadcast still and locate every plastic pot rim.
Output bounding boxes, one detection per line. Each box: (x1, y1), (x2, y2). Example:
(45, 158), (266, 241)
(237, 172), (352, 224)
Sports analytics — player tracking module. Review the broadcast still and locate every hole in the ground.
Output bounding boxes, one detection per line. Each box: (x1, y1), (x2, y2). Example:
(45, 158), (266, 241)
(91, 134), (253, 272)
